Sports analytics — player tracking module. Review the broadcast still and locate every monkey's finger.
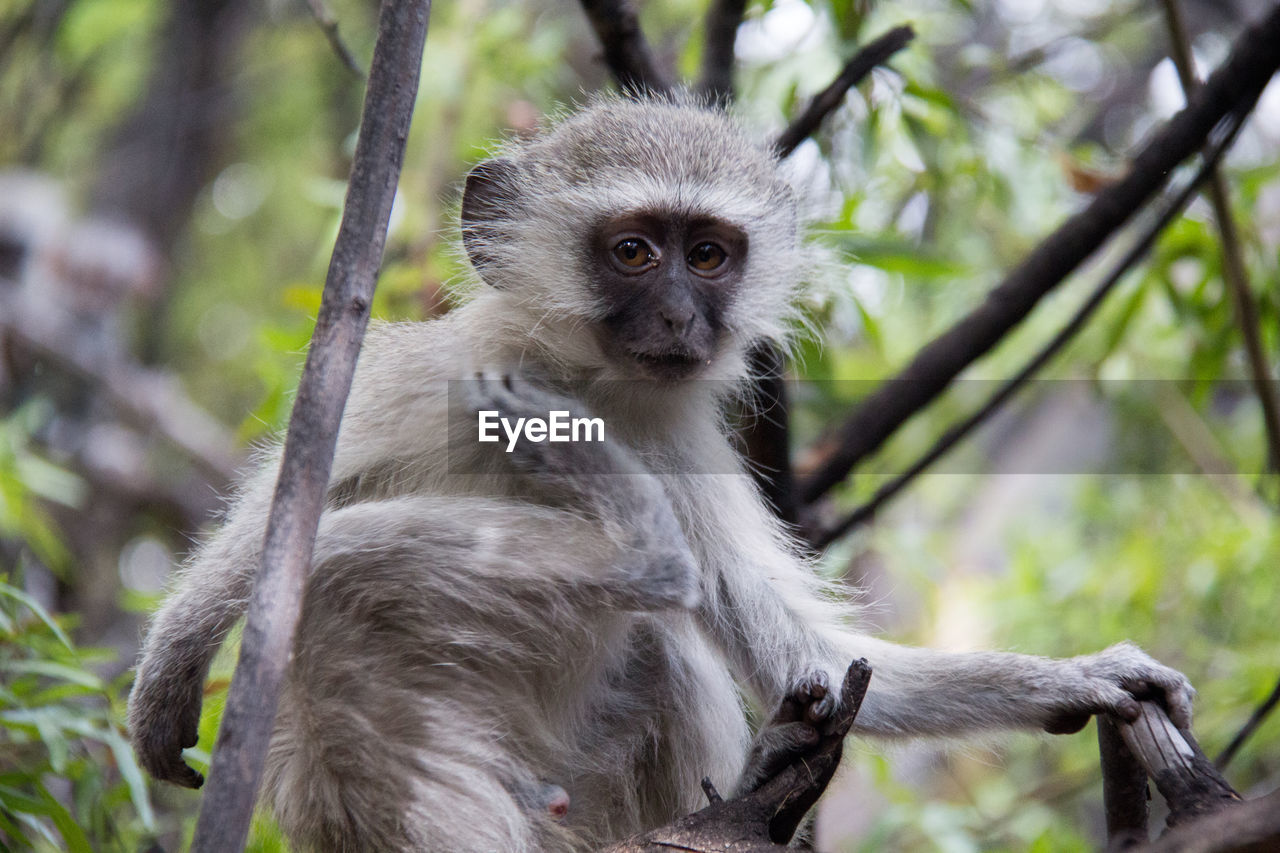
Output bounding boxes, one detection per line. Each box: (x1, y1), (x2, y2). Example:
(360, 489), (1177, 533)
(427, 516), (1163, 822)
(806, 690), (837, 726)
(1096, 685), (1142, 722)
(1133, 679), (1195, 731)
(773, 695), (804, 724)
(147, 753), (204, 789)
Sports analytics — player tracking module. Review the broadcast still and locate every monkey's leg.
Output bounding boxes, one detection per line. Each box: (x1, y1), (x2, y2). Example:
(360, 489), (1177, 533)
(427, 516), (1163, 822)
(268, 495), (703, 853)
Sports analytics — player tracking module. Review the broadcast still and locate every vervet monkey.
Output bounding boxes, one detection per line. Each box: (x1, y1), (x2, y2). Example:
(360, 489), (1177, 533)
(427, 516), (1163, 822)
(129, 96), (1194, 851)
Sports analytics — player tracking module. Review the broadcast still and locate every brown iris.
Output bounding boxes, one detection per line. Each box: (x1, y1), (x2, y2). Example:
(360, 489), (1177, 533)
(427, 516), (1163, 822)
(613, 238), (653, 268)
(688, 242), (726, 272)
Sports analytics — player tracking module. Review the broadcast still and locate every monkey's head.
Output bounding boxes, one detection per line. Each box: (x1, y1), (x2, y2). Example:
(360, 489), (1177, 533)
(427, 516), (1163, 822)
(461, 96), (801, 383)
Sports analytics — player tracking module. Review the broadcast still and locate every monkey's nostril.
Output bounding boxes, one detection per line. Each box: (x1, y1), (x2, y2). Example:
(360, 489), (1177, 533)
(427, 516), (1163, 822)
(661, 310), (695, 335)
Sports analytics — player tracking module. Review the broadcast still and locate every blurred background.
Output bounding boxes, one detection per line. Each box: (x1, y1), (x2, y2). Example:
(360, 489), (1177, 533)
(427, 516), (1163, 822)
(1, 0), (1278, 850)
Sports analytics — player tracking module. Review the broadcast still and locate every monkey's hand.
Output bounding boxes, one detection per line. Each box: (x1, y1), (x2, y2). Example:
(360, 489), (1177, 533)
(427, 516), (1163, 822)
(468, 372), (700, 610)
(736, 670), (837, 794)
(1044, 642), (1194, 735)
(127, 663), (205, 789)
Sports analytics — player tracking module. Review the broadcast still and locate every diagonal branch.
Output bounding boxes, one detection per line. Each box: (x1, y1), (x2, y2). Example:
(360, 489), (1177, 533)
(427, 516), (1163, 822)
(577, 0), (673, 96)
(697, 0), (747, 105)
(301, 0), (365, 79)
(188, 1), (431, 850)
(812, 102), (1252, 547)
(774, 25), (915, 158)
(1161, 0), (1280, 478)
(1216, 674), (1280, 770)
(797, 5), (1280, 506)
(740, 26), (915, 528)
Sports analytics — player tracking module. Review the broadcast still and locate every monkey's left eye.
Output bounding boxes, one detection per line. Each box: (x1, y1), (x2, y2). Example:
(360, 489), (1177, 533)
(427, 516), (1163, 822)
(687, 242), (727, 272)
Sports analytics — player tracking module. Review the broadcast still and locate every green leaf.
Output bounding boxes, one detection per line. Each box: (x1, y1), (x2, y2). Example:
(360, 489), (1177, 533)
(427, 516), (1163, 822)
(0, 584), (74, 650)
(0, 661), (103, 690)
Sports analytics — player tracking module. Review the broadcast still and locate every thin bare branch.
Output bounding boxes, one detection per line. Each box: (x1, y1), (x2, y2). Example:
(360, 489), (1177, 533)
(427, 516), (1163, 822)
(774, 25), (915, 158)
(189, 1), (431, 850)
(1161, 0), (1280, 478)
(697, 0), (747, 105)
(812, 105), (1250, 546)
(577, 0), (673, 96)
(1216, 674), (1280, 770)
(302, 0), (365, 79)
(797, 5), (1280, 506)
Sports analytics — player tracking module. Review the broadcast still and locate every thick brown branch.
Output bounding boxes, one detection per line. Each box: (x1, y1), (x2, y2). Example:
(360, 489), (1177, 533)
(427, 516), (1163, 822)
(577, 0), (673, 97)
(1099, 716), (1151, 850)
(696, 0), (747, 105)
(811, 104), (1249, 546)
(1139, 787), (1280, 852)
(797, 6), (1280, 505)
(602, 660), (872, 852)
(188, 2), (430, 851)
(1118, 702), (1241, 827)
(774, 25), (915, 158)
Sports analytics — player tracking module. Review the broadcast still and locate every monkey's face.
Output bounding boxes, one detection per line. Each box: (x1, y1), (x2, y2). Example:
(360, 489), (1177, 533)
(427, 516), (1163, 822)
(460, 97), (805, 382)
(589, 210), (746, 381)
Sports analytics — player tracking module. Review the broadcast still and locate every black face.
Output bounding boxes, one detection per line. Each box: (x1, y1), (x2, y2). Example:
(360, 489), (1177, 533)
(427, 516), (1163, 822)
(588, 211), (747, 381)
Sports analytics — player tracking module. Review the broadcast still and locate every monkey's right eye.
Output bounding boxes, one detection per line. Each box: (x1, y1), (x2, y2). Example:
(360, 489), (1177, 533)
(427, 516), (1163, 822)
(612, 239), (654, 269)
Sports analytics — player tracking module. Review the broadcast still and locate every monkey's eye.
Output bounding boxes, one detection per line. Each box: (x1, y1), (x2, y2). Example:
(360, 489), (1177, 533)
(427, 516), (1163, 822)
(612, 238), (654, 269)
(687, 242), (727, 272)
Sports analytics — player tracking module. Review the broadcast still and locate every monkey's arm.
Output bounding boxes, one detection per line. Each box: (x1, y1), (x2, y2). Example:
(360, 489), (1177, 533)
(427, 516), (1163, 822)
(683, 466), (1192, 739)
(127, 465), (276, 788)
(844, 637), (1193, 736)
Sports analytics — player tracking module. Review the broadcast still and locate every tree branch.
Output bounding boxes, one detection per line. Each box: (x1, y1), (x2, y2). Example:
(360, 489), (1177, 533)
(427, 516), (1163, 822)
(797, 5), (1280, 506)
(188, 1), (430, 850)
(576, 0), (673, 97)
(1161, 0), (1280, 478)
(696, 0), (747, 105)
(301, 0), (365, 79)
(1099, 716), (1151, 851)
(1119, 702), (1241, 827)
(811, 102), (1250, 547)
(774, 25), (915, 158)
(1216, 674), (1280, 770)
(1140, 787), (1280, 852)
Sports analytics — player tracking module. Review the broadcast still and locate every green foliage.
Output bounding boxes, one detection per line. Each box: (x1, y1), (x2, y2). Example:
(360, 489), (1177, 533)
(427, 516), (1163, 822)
(0, 572), (155, 851)
(2, 0), (1279, 849)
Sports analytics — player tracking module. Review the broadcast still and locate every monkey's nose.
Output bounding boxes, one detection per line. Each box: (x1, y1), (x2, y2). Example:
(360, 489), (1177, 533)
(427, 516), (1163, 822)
(660, 309), (695, 336)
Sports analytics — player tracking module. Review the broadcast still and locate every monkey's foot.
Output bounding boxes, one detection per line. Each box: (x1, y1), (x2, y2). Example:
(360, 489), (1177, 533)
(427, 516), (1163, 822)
(737, 669), (841, 794)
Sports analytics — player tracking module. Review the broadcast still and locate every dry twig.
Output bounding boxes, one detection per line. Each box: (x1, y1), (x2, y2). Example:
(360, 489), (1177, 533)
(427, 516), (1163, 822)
(188, 1), (430, 849)
(797, 5), (1280, 506)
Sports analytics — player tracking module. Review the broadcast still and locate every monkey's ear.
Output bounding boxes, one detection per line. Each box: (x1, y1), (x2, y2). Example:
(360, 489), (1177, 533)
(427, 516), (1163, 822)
(461, 158), (519, 283)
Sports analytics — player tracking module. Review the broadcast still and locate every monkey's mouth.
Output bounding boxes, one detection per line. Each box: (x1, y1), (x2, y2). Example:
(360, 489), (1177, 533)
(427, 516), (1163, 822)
(631, 349), (707, 381)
